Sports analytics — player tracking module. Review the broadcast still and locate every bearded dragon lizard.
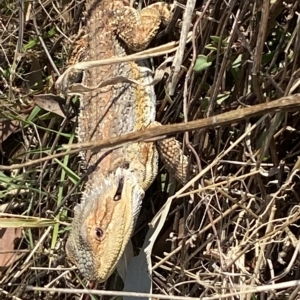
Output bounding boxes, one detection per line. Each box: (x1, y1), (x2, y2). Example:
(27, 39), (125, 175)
(65, 0), (183, 282)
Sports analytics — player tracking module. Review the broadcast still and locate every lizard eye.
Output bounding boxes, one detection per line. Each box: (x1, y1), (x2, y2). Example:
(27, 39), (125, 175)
(114, 176), (124, 201)
(95, 227), (104, 241)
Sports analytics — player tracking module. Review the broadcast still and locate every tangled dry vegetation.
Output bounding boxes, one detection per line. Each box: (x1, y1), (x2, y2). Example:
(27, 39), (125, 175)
(1, 0), (300, 299)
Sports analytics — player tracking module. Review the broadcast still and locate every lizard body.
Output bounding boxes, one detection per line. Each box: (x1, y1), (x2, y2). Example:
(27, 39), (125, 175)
(66, 0), (172, 282)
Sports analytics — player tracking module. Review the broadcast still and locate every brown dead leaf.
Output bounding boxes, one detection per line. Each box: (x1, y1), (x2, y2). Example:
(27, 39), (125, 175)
(0, 120), (20, 144)
(33, 94), (67, 118)
(26, 54), (43, 91)
(0, 227), (22, 275)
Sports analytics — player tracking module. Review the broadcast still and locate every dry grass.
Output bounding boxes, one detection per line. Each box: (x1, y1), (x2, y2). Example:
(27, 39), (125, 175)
(1, 0), (300, 299)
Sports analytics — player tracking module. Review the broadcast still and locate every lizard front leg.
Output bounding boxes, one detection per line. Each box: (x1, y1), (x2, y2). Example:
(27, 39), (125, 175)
(157, 136), (191, 184)
(148, 121), (191, 184)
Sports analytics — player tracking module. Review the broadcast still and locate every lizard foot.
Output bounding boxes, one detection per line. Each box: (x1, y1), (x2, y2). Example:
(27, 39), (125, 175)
(111, 2), (172, 51)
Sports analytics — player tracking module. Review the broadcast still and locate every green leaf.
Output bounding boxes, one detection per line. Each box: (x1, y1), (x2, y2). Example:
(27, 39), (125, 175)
(46, 28), (56, 38)
(0, 217), (57, 228)
(26, 105), (42, 124)
(210, 36), (221, 43)
(206, 36), (229, 52)
(54, 158), (80, 185)
(232, 54), (242, 69)
(216, 92), (230, 105)
(23, 38), (38, 51)
(230, 55), (243, 80)
(262, 50), (276, 65)
(205, 44), (217, 51)
(193, 54), (212, 72)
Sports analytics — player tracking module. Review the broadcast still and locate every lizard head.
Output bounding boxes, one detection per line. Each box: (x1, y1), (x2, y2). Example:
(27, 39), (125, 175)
(66, 167), (145, 282)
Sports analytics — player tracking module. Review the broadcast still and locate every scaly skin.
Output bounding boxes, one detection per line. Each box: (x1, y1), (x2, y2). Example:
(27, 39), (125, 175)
(66, 168), (146, 280)
(66, 0), (171, 282)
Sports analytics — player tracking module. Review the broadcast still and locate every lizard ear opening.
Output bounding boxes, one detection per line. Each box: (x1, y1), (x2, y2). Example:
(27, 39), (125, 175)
(123, 161), (130, 169)
(114, 176), (124, 201)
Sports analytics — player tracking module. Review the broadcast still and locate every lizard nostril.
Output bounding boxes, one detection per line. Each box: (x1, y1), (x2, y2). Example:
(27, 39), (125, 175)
(95, 227), (104, 241)
(114, 176), (124, 201)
